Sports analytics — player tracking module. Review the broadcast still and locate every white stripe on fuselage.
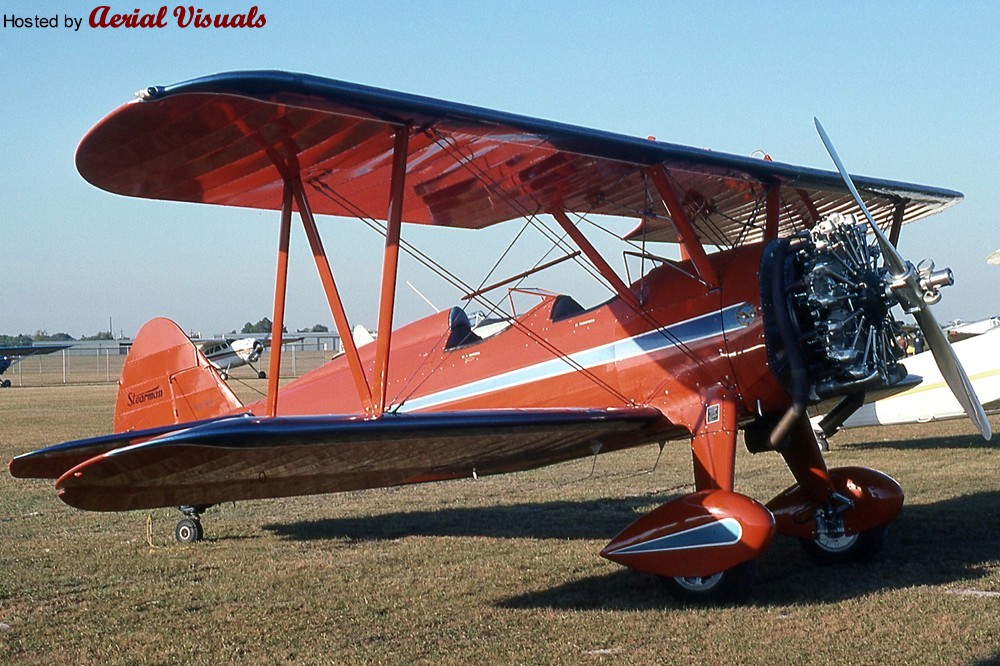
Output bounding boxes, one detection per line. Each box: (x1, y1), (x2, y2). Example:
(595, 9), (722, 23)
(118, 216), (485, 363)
(397, 303), (749, 412)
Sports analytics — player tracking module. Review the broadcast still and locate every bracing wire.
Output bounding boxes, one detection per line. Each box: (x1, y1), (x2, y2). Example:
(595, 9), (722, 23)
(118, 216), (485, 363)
(306, 179), (634, 406)
(303, 123), (745, 398)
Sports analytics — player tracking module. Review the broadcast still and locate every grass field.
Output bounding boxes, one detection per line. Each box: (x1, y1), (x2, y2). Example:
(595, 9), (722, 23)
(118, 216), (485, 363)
(2, 384), (998, 665)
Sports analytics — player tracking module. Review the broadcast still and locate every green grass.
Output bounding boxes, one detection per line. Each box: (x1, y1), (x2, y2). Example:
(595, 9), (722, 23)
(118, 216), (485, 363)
(2, 385), (998, 664)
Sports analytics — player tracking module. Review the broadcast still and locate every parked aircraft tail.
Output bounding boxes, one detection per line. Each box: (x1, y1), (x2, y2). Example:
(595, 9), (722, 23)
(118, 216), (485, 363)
(115, 318), (243, 433)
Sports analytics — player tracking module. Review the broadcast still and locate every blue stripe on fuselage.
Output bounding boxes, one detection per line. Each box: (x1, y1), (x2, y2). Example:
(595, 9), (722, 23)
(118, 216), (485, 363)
(397, 303), (748, 412)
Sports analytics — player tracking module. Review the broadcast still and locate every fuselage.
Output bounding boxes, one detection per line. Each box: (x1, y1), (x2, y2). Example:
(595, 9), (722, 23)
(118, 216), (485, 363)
(250, 242), (789, 430)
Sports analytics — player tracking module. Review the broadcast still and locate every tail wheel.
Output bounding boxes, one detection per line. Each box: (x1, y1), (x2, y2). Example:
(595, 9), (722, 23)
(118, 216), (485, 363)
(175, 517), (204, 543)
(801, 524), (888, 565)
(661, 560), (757, 603)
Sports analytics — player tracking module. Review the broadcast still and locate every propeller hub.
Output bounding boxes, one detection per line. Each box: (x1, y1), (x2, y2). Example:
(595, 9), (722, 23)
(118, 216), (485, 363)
(859, 270), (891, 322)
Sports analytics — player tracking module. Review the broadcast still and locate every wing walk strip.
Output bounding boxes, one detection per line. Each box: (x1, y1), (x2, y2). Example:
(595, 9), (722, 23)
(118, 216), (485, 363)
(398, 303), (750, 412)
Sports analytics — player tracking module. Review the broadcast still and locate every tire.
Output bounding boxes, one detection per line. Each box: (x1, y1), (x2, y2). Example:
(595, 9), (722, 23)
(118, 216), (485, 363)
(801, 524), (888, 565)
(662, 560), (757, 603)
(175, 517), (204, 543)
(257, 371), (267, 379)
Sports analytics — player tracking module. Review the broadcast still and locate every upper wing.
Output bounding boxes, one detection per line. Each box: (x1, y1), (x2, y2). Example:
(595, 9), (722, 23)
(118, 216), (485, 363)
(52, 407), (670, 511)
(76, 71), (961, 247)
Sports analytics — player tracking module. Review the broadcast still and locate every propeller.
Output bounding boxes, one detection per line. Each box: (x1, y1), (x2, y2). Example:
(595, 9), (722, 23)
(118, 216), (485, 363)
(814, 118), (991, 440)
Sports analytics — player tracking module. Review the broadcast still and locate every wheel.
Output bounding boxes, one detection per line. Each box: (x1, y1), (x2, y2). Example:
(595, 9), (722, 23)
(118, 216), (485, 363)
(661, 560), (757, 603)
(220, 371), (229, 380)
(175, 517), (204, 543)
(801, 524), (888, 565)
(257, 370), (267, 379)
(1, 379), (11, 388)
(816, 431), (830, 452)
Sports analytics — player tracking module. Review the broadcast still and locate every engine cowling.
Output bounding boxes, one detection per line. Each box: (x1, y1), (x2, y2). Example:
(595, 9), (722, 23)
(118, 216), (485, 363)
(760, 214), (907, 402)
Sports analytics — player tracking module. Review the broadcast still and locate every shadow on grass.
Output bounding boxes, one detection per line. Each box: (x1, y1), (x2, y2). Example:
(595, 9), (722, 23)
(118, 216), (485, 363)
(264, 490), (1000, 608)
(264, 495), (652, 542)
(501, 490), (1000, 609)
(841, 431), (997, 451)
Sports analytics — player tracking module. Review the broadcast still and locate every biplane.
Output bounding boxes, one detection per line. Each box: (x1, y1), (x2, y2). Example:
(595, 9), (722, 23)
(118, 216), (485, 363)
(10, 71), (992, 601)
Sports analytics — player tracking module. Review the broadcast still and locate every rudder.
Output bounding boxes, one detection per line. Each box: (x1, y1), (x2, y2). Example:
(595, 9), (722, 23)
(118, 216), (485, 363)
(115, 318), (243, 433)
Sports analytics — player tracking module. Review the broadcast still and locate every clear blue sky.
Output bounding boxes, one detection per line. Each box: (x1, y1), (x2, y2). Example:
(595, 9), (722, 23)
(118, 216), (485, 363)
(2, 1), (998, 338)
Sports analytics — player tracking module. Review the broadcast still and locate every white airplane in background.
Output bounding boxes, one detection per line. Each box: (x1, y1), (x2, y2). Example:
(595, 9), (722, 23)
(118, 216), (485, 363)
(813, 320), (1000, 445)
(196, 336), (302, 380)
(946, 317), (1000, 341)
(197, 337), (268, 379)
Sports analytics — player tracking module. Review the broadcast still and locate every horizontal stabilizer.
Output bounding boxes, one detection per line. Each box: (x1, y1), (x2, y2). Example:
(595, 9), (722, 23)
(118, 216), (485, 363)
(55, 408), (668, 512)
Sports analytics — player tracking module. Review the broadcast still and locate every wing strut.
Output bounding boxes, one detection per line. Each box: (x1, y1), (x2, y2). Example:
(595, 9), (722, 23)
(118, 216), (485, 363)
(265, 181), (294, 416)
(294, 180), (375, 415)
(266, 176), (382, 416)
(374, 128), (411, 414)
(648, 166), (720, 289)
(794, 188), (823, 224)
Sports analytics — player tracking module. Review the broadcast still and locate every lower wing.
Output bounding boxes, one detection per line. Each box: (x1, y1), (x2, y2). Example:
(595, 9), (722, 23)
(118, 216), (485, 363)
(41, 408), (672, 512)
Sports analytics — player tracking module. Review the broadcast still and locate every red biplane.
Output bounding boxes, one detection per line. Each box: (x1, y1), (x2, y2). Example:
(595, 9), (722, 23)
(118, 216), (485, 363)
(10, 71), (991, 601)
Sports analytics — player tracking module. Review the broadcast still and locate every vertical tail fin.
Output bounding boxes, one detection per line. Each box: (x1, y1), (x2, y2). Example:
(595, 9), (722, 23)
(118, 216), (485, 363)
(115, 318), (243, 433)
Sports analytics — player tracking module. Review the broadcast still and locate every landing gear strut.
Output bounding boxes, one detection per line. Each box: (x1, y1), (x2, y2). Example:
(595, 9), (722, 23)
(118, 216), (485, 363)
(175, 505), (210, 543)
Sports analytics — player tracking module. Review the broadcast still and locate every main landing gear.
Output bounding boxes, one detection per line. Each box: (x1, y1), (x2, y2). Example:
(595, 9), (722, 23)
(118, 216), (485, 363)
(661, 561), (759, 603)
(800, 500), (891, 565)
(603, 387), (903, 603)
(174, 505), (210, 543)
(803, 525), (889, 565)
(601, 387), (777, 603)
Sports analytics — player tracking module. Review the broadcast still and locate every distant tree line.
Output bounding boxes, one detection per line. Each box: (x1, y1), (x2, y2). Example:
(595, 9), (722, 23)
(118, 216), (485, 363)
(234, 318), (330, 335)
(4, 321), (332, 346)
(0, 330), (112, 345)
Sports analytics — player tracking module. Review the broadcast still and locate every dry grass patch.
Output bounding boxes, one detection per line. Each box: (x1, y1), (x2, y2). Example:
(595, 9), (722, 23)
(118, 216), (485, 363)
(2, 386), (998, 664)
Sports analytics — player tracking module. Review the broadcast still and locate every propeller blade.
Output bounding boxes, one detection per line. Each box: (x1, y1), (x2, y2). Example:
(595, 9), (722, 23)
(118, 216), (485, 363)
(815, 118), (992, 441)
(813, 118), (908, 277)
(913, 307), (992, 440)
